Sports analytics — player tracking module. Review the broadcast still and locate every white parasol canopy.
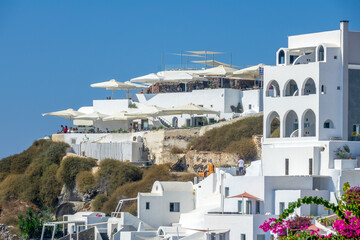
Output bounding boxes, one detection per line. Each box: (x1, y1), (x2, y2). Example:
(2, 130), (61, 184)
(130, 73), (161, 84)
(42, 108), (84, 127)
(125, 105), (173, 118)
(232, 64), (265, 78)
(192, 60), (238, 68)
(166, 103), (220, 115)
(103, 111), (146, 121)
(195, 65), (238, 76)
(91, 79), (147, 98)
(74, 111), (109, 121)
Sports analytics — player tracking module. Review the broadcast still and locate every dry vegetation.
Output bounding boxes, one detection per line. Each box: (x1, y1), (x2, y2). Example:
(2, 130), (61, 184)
(0, 140), (196, 226)
(188, 115), (263, 161)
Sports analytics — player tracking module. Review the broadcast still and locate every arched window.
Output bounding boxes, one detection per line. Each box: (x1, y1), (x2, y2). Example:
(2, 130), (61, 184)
(302, 109), (316, 137)
(302, 78), (316, 95)
(278, 50), (285, 64)
(284, 80), (299, 96)
(283, 110), (298, 138)
(318, 45), (324, 61)
(266, 111), (280, 138)
(266, 80), (280, 97)
(323, 119), (334, 129)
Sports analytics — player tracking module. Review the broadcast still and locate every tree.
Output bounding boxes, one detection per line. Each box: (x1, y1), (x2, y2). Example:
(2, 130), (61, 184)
(18, 208), (42, 240)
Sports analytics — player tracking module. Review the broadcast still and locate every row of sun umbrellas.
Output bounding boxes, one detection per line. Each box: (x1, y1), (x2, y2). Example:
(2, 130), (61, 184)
(89, 64), (265, 97)
(42, 104), (220, 125)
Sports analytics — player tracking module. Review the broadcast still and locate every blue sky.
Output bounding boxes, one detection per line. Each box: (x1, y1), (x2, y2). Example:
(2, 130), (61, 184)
(0, 0), (359, 159)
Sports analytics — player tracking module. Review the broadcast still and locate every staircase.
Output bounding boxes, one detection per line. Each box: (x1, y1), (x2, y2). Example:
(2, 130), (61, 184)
(158, 116), (171, 128)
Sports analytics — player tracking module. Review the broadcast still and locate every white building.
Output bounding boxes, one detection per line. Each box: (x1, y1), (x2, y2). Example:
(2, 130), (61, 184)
(52, 21), (360, 240)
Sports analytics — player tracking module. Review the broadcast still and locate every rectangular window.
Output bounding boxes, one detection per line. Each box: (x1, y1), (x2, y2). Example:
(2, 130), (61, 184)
(256, 234), (265, 240)
(210, 233), (216, 240)
(225, 187), (230, 197)
(285, 159), (289, 175)
(238, 200), (243, 213)
(170, 202), (180, 212)
(246, 200), (252, 214)
(309, 158), (313, 175)
(241, 234), (246, 240)
(279, 202), (285, 214)
(249, 104), (252, 109)
(256, 200), (260, 214)
(146, 202), (150, 210)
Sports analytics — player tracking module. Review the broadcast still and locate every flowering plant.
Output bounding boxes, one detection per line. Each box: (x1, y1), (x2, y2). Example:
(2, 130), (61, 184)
(259, 183), (360, 239)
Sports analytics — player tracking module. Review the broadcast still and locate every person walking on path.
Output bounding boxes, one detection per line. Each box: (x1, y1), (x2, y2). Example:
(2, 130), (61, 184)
(238, 158), (244, 175)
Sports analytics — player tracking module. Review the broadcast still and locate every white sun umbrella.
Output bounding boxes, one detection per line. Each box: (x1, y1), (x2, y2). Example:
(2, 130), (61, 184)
(103, 111), (147, 121)
(74, 111), (109, 121)
(130, 73), (162, 93)
(42, 108), (84, 127)
(231, 64), (266, 79)
(167, 103), (220, 115)
(125, 105), (173, 118)
(196, 65), (238, 76)
(130, 73), (162, 84)
(91, 79), (146, 99)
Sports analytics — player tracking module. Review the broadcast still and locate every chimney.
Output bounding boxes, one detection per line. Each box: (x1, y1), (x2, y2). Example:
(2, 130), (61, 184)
(340, 20), (349, 32)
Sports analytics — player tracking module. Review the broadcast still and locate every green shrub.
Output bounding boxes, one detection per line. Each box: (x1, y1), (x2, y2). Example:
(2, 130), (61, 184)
(41, 142), (68, 167)
(40, 164), (62, 209)
(0, 174), (26, 203)
(101, 164), (172, 213)
(18, 208), (42, 240)
(56, 157), (97, 188)
(92, 194), (108, 211)
(76, 171), (96, 193)
(225, 138), (258, 161)
(96, 159), (143, 195)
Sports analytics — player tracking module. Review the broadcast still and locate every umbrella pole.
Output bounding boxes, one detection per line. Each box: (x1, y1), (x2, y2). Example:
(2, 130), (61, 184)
(127, 89), (130, 99)
(112, 89), (114, 100)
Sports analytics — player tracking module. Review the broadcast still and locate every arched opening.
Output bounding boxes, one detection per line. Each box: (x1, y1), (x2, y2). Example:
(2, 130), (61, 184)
(302, 78), (316, 95)
(318, 45), (325, 61)
(172, 117), (178, 128)
(323, 119), (334, 129)
(278, 50), (285, 64)
(284, 110), (298, 138)
(266, 80), (280, 97)
(267, 111), (280, 138)
(55, 202), (76, 219)
(302, 109), (316, 137)
(284, 80), (299, 96)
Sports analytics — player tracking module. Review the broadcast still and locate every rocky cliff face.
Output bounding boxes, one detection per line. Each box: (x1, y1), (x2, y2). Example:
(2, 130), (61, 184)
(0, 224), (18, 240)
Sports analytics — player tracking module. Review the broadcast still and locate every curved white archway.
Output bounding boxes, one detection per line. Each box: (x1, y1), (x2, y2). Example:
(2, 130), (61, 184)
(302, 109), (316, 137)
(302, 78), (316, 95)
(283, 110), (298, 137)
(266, 111), (280, 138)
(284, 80), (299, 96)
(266, 80), (280, 97)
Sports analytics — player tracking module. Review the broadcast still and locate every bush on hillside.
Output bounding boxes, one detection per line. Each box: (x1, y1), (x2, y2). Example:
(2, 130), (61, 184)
(189, 116), (262, 153)
(76, 171), (96, 193)
(225, 138), (258, 161)
(0, 174), (26, 203)
(40, 164), (63, 209)
(96, 159), (143, 195)
(56, 157), (97, 188)
(40, 142), (68, 167)
(92, 194), (108, 212)
(101, 164), (173, 213)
